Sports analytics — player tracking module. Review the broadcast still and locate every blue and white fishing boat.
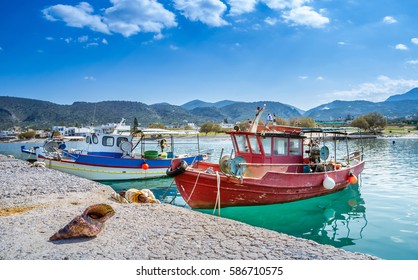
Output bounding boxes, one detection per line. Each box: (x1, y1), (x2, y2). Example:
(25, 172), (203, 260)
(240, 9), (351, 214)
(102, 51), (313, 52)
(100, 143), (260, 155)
(36, 119), (204, 181)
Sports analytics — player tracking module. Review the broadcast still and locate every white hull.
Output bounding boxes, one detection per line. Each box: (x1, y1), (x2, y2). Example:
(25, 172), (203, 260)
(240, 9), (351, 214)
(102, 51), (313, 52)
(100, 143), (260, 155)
(42, 158), (167, 181)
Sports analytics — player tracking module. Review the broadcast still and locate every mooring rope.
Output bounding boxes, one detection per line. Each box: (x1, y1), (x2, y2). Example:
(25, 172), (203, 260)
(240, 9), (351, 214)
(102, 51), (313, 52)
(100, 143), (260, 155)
(212, 171), (221, 216)
(186, 172), (201, 203)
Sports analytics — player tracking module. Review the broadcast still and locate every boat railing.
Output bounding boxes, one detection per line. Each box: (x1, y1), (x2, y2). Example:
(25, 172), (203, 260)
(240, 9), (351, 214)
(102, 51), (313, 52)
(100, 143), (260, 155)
(234, 151), (364, 178)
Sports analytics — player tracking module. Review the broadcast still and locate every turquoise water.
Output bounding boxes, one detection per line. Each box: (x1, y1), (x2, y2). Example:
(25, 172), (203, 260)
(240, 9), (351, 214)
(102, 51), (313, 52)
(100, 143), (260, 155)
(2, 137), (418, 259)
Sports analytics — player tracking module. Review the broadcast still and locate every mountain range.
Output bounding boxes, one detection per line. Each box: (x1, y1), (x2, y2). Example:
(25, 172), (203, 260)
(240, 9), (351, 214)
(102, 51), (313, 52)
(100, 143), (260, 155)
(1, 88), (418, 130)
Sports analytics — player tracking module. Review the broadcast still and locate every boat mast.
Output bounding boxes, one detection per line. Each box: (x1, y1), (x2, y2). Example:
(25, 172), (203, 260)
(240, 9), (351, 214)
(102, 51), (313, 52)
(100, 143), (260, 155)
(249, 104), (266, 133)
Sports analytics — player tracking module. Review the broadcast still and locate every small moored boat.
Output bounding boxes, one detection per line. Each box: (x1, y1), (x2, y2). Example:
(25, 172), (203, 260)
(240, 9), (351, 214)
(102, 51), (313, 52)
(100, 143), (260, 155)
(36, 119), (204, 181)
(168, 105), (365, 209)
(21, 145), (40, 161)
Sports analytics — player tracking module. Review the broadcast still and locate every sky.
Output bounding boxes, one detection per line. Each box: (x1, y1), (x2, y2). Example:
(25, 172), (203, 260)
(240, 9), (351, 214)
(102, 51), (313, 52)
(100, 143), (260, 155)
(1, 0), (418, 111)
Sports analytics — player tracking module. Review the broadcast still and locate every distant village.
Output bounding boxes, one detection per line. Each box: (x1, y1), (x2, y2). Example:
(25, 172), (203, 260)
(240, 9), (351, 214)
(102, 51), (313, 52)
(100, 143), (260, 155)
(0, 121), (236, 142)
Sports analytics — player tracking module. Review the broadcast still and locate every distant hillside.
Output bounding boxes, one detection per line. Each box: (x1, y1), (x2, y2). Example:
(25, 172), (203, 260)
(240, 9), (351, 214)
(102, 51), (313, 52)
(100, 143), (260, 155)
(2, 87), (418, 130)
(385, 88), (418, 102)
(0, 97), (183, 130)
(221, 101), (302, 122)
(181, 99), (237, 110)
(304, 99), (418, 120)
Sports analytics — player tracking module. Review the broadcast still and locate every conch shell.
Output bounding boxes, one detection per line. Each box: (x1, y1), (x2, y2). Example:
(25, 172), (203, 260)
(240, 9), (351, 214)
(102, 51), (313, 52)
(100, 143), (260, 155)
(124, 188), (160, 204)
(49, 204), (115, 241)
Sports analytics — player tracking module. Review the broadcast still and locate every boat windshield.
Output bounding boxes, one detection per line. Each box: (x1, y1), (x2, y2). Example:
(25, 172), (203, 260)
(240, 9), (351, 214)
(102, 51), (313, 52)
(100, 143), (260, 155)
(289, 138), (302, 155)
(235, 134), (249, 153)
(273, 138), (288, 155)
(261, 137), (271, 155)
(248, 135), (261, 154)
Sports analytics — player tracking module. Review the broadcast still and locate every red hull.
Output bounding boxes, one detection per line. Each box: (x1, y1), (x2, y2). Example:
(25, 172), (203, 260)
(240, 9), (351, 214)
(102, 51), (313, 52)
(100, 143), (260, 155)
(174, 161), (365, 209)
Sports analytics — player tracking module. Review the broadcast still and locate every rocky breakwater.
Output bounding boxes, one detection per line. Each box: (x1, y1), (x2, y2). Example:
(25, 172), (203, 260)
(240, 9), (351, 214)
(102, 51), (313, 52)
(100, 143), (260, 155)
(0, 155), (379, 260)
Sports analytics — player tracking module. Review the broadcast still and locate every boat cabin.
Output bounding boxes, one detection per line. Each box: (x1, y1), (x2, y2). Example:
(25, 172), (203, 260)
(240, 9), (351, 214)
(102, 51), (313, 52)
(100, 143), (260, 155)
(85, 133), (133, 157)
(83, 119), (133, 158)
(228, 125), (305, 172)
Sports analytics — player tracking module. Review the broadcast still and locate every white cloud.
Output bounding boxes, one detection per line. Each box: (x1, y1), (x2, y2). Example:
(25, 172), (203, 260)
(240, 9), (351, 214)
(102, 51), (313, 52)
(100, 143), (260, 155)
(298, 75), (308, 80)
(338, 41), (347, 45)
(260, 0), (329, 28)
(328, 75), (418, 102)
(317, 76), (324, 80)
(407, 60), (418, 65)
(174, 0), (228, 27)
(42, 2), (110, 34)
(152, 33), (163, 40)
(102, 38), (109, 45)
(227, 0), (258, 16)
(282, 5), (329, 28)
(45, 36), (54, 41)
(411, 38), (418, 45)
(84, 76), (96, 81)
(395, 44), (408, 50)
(262, 0), (310, 10)
(383, 16), (397, 24)
(43, 1), (176, 37)
(264, 17), (278, 26)
(84, 42), (99, 48)
(104, 0), (177, 37)
(78, 35), (89, 43)
(42, 0), (329, 36)
(61, 37), (73, 43)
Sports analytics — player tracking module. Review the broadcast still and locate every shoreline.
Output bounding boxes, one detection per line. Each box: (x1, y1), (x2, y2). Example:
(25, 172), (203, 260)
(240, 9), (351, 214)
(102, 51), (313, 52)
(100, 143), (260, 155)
(0, 155), (379, 260)
(2, 130), (418, 144)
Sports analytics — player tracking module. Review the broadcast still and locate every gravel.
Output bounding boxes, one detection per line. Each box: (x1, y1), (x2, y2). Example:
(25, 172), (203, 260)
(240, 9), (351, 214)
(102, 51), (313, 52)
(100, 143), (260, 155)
(0, 155), (379, 260)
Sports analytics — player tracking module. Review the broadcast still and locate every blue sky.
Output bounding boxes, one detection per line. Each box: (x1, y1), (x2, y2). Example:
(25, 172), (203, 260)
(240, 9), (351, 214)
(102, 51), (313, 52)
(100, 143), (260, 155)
(1, 0), (418, 110)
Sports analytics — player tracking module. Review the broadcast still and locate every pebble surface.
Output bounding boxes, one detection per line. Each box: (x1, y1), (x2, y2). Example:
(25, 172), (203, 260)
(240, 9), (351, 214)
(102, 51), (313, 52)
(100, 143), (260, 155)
(0, 155), (379, 260)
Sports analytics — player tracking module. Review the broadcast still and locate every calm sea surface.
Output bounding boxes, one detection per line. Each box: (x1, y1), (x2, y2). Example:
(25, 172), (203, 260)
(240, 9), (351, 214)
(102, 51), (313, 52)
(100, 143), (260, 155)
(2, 136), (418, 260)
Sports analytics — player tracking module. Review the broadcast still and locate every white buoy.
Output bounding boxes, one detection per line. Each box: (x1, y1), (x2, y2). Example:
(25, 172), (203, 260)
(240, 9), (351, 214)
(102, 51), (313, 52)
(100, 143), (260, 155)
(323, 174), (336, 190)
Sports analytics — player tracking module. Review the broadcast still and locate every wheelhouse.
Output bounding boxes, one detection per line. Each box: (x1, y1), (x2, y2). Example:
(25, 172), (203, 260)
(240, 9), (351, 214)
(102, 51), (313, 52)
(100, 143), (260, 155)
(228, 125), (304, 168)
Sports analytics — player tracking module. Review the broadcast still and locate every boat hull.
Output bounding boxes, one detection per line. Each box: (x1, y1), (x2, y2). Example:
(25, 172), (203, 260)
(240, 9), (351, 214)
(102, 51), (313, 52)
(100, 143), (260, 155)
(37, 154), (202, 181)
(174, 161), (365, 209)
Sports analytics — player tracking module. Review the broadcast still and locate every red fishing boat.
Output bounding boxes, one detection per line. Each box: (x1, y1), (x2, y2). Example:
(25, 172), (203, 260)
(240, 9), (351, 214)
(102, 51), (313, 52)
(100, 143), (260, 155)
(167, 105), (365, 209)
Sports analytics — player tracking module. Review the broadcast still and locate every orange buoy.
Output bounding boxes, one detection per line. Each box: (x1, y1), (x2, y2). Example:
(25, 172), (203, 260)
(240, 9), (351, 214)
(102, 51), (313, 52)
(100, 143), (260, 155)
(142, 163), (149, 170)
(348, 173), (358, 184)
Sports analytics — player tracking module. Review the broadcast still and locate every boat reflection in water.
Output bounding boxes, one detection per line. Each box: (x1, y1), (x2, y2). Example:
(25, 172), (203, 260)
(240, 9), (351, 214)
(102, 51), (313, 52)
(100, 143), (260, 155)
(197, 183), (367, 249)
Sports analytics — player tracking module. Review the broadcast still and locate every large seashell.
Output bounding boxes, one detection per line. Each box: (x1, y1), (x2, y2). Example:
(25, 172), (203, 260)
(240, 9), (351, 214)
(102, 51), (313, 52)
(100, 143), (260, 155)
(49, 204), (115, 241)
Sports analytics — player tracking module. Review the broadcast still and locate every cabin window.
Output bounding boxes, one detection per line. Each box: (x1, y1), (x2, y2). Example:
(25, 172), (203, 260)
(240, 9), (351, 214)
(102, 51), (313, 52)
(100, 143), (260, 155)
(103, 136), (114, 147)
(235, 135), (249, 152)
(248, 135), (261, 154)
(86, 136), (91, 144)
(261, 137), (272, 156)
(274, 138), (288, 155)
(117, 137), (129, 147)
(289, 139), (302, 155)
(92, 134), (99, 144)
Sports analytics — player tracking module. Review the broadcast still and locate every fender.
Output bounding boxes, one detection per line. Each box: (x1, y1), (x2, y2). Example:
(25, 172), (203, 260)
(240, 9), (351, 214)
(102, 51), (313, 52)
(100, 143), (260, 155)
(166, 160), (188, 177)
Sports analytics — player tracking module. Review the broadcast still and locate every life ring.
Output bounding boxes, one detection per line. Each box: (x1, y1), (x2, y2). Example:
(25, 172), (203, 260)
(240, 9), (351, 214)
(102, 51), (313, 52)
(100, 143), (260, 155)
(166, 160), (188, 177)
